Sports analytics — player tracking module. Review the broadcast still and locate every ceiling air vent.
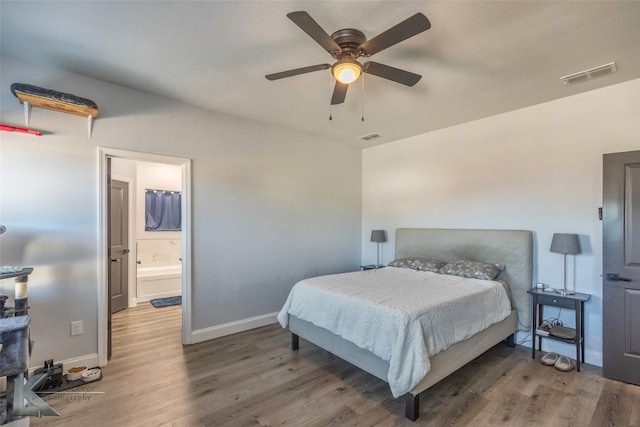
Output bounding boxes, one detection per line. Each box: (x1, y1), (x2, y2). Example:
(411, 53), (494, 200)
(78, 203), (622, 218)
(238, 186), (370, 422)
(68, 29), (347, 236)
(359, 133), (381, 141)
(560, 62), (617, 85)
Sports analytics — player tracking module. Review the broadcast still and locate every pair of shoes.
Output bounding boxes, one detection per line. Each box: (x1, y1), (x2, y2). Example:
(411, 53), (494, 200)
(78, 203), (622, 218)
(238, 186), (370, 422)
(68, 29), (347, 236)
(540, 353), (576, 371)
(541, 352), (559, 366)
(554, 355), (575, 372)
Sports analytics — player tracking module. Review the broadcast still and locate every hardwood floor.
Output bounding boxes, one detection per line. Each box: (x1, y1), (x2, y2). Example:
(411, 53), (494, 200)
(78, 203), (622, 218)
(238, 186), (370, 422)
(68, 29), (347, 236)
(31, 303), (640, 426)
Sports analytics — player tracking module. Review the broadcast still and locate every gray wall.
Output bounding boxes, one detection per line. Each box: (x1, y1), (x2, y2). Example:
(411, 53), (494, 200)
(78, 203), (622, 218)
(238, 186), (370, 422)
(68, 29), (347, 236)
(362, 78), (640, 367)
(0, 56), (362, 364)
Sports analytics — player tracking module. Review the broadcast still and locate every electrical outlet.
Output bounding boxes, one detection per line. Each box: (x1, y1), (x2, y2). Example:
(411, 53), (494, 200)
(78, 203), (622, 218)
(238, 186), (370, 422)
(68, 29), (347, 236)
(70, 321), (83, 336)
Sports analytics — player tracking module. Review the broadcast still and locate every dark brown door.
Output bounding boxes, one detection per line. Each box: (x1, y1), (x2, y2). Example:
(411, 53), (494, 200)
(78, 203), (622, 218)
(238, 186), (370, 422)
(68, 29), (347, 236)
(603, 150), (640, 385)
(110, 179), (129, 314)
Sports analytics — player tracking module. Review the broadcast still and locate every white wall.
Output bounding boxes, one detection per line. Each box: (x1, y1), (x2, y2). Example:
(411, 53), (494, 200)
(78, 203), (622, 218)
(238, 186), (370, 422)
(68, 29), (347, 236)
(363, 78), (640, 367)
(0, 56), (362, 366)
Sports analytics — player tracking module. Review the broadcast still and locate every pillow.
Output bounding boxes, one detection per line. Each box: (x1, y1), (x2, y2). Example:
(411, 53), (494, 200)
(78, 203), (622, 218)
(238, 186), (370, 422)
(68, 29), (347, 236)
(388, 258), (446, 272)
(439, 260), (505, 280)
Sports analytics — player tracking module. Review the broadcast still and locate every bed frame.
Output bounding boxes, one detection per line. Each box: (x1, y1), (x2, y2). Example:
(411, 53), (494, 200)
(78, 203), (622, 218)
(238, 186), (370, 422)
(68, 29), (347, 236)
(287, 228), (533, 421)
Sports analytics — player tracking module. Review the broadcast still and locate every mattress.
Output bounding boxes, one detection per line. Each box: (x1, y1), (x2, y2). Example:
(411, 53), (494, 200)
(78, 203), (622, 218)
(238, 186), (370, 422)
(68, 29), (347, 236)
(278, 266), (512, 397)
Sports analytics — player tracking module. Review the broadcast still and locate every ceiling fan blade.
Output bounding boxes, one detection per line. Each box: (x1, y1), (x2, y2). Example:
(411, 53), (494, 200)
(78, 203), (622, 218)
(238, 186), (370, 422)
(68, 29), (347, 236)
(363, 61), (422, 86)
(359, 13), (431, 56)
(287, 11), (342, 54)
(265, 64), (331, 81)
(331, 82), (348, 105)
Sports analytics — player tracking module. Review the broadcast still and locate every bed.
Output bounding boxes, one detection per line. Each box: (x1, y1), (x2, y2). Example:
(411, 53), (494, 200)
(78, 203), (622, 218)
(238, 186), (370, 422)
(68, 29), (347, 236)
(278, 228), (533, 421)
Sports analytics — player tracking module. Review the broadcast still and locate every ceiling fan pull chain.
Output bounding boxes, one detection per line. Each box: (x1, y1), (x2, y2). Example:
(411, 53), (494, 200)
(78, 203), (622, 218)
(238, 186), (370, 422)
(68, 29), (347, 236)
(361, 74), (365, 122)
(329, 73), (333, 120)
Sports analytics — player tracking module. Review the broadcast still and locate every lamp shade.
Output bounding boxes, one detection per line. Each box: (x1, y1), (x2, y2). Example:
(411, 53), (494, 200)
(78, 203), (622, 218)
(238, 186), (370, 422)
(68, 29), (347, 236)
(370, 230), (387, 243)
(550, 233), (581, 255)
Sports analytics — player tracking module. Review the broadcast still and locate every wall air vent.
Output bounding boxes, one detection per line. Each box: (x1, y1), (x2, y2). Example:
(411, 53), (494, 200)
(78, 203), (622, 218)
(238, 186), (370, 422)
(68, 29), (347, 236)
(359, 133), (381, 141)
(560, 62), (617, 85)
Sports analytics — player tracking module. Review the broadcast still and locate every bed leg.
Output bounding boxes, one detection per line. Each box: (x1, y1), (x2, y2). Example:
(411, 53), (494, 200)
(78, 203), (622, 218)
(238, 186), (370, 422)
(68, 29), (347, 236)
(291, 333), (299, 351)
(506, 333), (515, 348)
(405, 393), (419, 421)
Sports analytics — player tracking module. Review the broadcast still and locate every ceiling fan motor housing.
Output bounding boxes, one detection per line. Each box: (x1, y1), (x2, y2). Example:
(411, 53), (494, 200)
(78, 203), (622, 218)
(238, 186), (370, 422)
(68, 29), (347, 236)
(330, 28), (367, 59)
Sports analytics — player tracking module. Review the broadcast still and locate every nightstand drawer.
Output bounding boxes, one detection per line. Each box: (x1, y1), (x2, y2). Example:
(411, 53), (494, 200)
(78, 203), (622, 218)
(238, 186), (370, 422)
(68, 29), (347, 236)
(536, 293), (575, 309)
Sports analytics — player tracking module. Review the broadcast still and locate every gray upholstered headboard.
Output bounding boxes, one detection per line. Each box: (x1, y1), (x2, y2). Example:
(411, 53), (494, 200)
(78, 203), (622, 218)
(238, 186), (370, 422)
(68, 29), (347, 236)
(395, 228), (533, 331)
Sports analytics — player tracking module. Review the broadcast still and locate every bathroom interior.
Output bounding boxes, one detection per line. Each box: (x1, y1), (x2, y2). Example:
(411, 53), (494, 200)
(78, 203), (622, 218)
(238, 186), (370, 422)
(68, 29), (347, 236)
(111, 158), (183, 311)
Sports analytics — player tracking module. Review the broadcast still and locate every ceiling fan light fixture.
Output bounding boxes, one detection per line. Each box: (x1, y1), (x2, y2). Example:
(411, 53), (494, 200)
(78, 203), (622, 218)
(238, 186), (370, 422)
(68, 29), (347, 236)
(332, 58), (362, 84)
(267, 11), (431, 105)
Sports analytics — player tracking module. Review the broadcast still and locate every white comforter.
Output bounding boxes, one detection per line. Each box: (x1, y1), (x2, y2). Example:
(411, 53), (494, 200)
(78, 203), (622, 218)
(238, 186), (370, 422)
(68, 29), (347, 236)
(277, 267), (512, 397)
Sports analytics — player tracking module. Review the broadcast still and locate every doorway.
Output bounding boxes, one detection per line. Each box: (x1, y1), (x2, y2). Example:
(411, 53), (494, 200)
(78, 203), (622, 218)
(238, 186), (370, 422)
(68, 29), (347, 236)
(98, 148), (193, 366)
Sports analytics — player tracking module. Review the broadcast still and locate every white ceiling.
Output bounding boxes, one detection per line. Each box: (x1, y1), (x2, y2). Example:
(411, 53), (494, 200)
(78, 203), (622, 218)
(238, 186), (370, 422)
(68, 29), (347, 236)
(2, 1), (639, 148)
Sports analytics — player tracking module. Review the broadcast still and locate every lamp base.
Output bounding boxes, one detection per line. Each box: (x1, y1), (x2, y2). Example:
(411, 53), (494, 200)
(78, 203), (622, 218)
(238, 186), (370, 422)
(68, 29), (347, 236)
(555, 289), (575, 296)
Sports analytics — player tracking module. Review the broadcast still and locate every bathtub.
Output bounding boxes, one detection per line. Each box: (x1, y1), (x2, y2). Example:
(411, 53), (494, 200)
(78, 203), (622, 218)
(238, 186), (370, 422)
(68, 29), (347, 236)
(136, 265), (182, 302)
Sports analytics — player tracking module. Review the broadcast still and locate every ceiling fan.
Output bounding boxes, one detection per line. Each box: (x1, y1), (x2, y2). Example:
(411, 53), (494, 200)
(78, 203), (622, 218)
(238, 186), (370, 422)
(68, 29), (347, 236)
(265, 11), (431, 105)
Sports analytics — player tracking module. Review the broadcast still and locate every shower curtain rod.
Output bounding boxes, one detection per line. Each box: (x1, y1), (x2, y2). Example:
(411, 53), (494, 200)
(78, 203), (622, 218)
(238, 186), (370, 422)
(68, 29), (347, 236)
(145, 188), (181, 194)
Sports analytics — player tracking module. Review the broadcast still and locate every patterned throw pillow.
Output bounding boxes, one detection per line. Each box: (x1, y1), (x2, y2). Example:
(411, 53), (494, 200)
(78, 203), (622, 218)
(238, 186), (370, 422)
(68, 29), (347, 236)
(388, 258), (446, 272)
(439, 260), (505, 280)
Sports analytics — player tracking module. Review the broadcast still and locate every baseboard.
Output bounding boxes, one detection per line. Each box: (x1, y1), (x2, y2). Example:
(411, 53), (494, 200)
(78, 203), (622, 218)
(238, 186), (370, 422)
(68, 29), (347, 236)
(137, 291), (181, 303)
(519, 333), (603, 368)
(28, 353), (100, 375)
(584, 349), (603, 367)
(190, 312), (278, 344)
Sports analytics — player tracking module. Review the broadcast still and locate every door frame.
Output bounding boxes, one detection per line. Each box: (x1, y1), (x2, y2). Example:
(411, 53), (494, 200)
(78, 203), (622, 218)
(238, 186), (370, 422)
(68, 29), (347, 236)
(98, 147), (193, 366)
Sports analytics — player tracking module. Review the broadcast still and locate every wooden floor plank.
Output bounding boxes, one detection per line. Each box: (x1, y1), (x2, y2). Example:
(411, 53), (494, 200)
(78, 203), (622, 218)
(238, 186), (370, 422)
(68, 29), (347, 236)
(30, 303), (640, 426)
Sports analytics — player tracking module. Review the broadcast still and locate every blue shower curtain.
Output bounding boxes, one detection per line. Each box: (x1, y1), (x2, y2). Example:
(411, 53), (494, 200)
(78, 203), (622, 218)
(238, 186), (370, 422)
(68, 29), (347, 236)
(145, 190), (181, 231)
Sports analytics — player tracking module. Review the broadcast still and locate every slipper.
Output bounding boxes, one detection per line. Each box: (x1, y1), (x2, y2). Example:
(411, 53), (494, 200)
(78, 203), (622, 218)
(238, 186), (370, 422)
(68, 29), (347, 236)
(541, 352), (559, 366)
(554, 355), (575, 372)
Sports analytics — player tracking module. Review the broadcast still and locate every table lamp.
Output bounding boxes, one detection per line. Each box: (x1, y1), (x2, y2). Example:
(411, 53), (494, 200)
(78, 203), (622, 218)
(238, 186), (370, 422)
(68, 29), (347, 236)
(370, 230), (387, 267)
(550, 233), (581, 295)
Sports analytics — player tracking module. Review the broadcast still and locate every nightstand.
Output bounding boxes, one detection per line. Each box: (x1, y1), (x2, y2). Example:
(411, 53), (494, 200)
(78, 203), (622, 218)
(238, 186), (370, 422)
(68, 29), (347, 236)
(360, 265), (384, 271)
(528, 288), (590, 371)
